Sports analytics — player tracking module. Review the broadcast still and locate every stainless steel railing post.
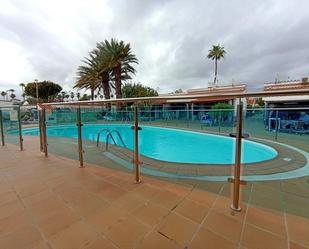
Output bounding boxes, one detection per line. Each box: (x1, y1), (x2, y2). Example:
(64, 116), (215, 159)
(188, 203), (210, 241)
(275, 110), (279, 141)
(41, 108), (48, 157)
(17, 106), (23, 151)
(39, 109), (43, 152)
(77, 107), (84, 168)
(229, 103), (246, 212)
(0, 110), (5, 146)
(132, 104), (141, 183)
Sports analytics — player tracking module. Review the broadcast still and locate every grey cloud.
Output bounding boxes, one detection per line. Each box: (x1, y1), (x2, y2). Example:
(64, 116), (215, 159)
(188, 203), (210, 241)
(0, 0), (308, 94)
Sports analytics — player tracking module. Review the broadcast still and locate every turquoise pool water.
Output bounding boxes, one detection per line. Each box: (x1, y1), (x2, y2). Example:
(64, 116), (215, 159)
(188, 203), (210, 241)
(22, 124), (277, 164)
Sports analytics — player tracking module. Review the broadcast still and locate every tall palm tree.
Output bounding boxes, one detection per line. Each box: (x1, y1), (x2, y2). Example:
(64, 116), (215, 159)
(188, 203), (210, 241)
(207, 44), (226, 86)
(70, 92), (75, 101)
(19, 83), (26, 101)
(75, 53), (104, 100)
(10, 93), (16, 100)
(61, 91), (66, 101)
(74, 38), (138, 102)
(96, 39), (138, 99)
(1, 91), (6, 100)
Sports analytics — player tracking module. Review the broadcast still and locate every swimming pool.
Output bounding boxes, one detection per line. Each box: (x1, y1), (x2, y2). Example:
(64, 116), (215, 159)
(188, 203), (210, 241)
(22, 124), (278, 164)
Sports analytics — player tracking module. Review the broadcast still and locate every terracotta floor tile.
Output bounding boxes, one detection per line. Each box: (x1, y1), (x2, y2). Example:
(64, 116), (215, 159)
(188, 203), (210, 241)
(158, 212), (198, 247)
(113, 192), (146, 213)
(290, 242), (309, 249)
(98, 184), (127, 202)
(164, 182), (192, 197)
(203, 210), (243, 243)
(2, 138), (309, 249)
(29, 197), (66, 221)
(14, 182), (47, 198)
(22, 189), (57, 207)
(0, 184), (13, 195)
(241, 224), (288, 249)
(85, 204), (128, 233)
(150, 190), (183, 210)
(0, 199), (25, 220)
(0, 224), (43, 249)
(187, 188), (217, 208)
(131, 184), (161, 200)
(132, 202), (170, 226)
(137, 230), (181, 249)
(104, 215), (150, 249)
(49, 221), (97, 249)
(38, 206), (80, 237)
(32, 241), (51, 249)
(84, 237), (118, 249)
(70, 196), (108, 217)
(174, 198), (209, 224)
(0, 191), (18, 206)
(82, 179), (112, 193)
(246, 205), (286, 236)
(0, 211), (31, 237)
(286, 214), (309, 248)
(190, 227), (237, 249)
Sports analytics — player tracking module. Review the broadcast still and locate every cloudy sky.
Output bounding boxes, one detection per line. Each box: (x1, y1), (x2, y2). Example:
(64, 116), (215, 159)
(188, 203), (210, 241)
(0, 0), (308, 97)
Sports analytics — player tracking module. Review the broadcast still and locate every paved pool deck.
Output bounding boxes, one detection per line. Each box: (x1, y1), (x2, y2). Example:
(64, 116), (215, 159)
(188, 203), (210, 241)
(1, 137), (309, 249)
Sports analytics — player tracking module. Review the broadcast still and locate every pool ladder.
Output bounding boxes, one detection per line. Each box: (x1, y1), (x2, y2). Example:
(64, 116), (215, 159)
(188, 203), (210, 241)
(96, 128), (126, 151)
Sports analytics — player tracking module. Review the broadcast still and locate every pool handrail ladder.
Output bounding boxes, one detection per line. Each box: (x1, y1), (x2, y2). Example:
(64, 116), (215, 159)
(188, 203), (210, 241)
(105, 130), (126, 151)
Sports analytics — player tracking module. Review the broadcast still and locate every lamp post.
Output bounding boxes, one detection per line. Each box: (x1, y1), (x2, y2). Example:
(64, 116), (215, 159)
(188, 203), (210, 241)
(35, 79), (39, 104)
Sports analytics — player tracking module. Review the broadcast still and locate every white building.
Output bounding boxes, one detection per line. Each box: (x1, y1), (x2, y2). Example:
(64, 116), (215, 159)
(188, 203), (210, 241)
(263, 77), (309, 107)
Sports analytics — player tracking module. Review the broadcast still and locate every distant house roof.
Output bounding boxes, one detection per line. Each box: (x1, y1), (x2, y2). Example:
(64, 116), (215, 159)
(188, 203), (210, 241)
(264, 77), (309, 91)
(263, 77), (309, 103)
(158, 84), (247, 104)
(186, 84), (247, 95)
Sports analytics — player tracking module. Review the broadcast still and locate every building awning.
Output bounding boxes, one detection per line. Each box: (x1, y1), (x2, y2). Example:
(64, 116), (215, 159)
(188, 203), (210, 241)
(164, 96), (234, 104)
(263, 95), (309, 103)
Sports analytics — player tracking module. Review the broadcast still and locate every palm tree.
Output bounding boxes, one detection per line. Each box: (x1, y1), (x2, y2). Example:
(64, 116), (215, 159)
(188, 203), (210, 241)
(1, 91), (6, 100)
(61, 91), (66, 101)
(75, 53), (103, 100)
(70, 92), (75, 101)
(6, 89), (15, 101)
(74, 38), (138, 103)
(10, 93), (16, 100)
(19, 83), (26, 101)
(97, 39), (138, 99)
(207, 44), (226, 86)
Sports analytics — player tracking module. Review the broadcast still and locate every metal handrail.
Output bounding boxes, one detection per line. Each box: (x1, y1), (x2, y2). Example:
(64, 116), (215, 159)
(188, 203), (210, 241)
(96, 128), (112, 147)
(105, 130), (126, 151)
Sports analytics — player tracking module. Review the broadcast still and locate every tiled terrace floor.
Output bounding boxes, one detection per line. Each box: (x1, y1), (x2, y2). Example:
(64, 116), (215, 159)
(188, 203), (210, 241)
(1, 140), (309, 249)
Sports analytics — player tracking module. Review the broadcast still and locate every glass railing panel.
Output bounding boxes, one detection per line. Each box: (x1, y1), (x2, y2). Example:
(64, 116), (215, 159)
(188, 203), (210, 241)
(242, 107), (309, 215)
(44, 107), (79, 161)
(20, 106), (39, 127)
(0, 106), (20, 146)
(81, 106), (135, 173)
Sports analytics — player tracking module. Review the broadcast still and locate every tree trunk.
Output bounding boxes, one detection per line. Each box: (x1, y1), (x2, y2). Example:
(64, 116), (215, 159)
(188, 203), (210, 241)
(102, 73), (110, 100)
(214, 58), (218, 86)
(114, 65), (122, 99)
(91, 89), (94, 100)
(102, 73), (111, 110)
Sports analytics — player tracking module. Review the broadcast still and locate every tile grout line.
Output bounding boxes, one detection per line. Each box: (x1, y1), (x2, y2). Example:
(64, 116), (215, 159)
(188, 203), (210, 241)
(186, 184), (225, 248)
(281, 181), (291, 249)
(23, 148), (124, 249)
(132, 187), (192, 249)
(2, 164), (54, 249)
(237, 183), (253, 249)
